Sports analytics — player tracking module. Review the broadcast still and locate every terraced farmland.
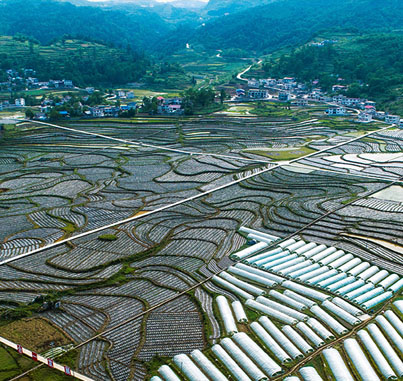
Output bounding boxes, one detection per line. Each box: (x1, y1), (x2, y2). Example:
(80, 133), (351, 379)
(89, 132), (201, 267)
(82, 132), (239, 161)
(0, 115), (401, 381)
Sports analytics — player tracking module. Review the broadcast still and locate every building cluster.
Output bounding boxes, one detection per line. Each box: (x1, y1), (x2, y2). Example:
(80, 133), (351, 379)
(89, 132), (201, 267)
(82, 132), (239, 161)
(235, 74), (402, 127)
(0, 68), (74, 92)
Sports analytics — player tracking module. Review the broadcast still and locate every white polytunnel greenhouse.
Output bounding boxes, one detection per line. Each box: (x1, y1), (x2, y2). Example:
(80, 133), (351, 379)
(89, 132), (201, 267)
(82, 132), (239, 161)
(344, 338), (380, 381)
(220, 272), (266, 296)
(379, 274), (400, 290)
(345, 283), (374, 300)
(336, 279), (365, 296)
(268, 290), (307, 311)
(250, 322), (292, 364)
(173, 354), (210, 381)
(321, 300), (361, 325)
(310, 305), (348, 335)
(367, 323), (403, 377)
(255, 251), (291, 268)
(317, 273), (347, 288)
(337, 257), (361, 273)
(271, 257), (305, 273)
(326, 276), (356, 293)
(288, 263), (320, 279)
(347, 261), (371, 276)
(357, 265), (380, 281)
(367, 269), (389, 285)
(232, 300), (248, 323)
(310, 248), (337, 263)
(384, 310), (403, 336)
(212, 275), (254, 300)
(211, 344), (252, 381)
(234, 263), (285, 284)
(190, 349), (228, 381)
(247, 233), (277, 245)
(357, 330), (398, 381)
(262, 254), (298, 270)
(395, 300), (403, 314)
(375, 315), (403, 354)
(296, 322), (325, 348)
(258, 316), (304, 360)
(278, 238), (297, 248)
(239, 227), (279, 242)
(283, 290), (317, 308)
(308, 269), (338, 285)
(282, 281), (330, 302)
(286, 240), (307, 252)
(231, 241), (268, 260)
(227, 266), (277, 288)
(216, 295), (238, 335)
(150, 376), (163, 381)
(317, 250), (345, 266)
(362, 291), (393, 310)
(295, 242), (317, 255)
(306, 318), (335, 341)
(280, 260), (314, 276)
(256, 296), (308, 321)
(281, 325), (313, 354)
(232, 332), (283, 378)
(283, 377), (301, 381)
(332, 297), (364, 316)
(158, 365), (181, 381)
(301, 244), (327, 259)
(245, 299), (298, 325)
(299, 366), (324, 381)
(327, 253), (354, 270)
(245, 247), (283, 265)
(248, 233), (275, 245)
(388, 278), (403, 293)
(353, 286), (384, 304)
(322, 347), (354, 381)
(297, 266), (330, 282)
(220, 338), (268, 381)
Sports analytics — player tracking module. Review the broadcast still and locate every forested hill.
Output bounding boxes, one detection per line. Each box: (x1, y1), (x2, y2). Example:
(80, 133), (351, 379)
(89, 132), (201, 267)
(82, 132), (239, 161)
(173, 0), (403, 54)
(0, 36), (151, 86)
(0, 0), (171, 51)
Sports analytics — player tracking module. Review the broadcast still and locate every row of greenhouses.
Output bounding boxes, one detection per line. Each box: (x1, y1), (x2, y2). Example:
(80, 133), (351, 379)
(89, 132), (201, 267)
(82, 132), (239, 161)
(233, 227), (402, 311)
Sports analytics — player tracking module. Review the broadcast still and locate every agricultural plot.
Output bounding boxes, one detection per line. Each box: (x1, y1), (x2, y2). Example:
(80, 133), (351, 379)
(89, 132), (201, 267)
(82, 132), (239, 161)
(0, 116), (402, 380)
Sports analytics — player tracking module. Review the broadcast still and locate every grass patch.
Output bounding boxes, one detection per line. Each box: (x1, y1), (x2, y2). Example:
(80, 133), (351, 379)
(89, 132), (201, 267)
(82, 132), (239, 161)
(245, 146), (316, 161)
(0, 318), (72, 353)
(98, 234), (118, 241)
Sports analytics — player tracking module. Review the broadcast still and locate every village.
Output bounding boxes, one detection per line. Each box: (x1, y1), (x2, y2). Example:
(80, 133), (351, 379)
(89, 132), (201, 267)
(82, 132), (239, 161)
(0, 67), (402, 128)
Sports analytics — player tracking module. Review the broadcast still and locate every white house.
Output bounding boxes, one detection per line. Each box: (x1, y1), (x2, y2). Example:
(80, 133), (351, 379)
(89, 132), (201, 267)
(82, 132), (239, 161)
(385, 115), (400, 124)
(326, 107), (346, 116)
(278, 92), (291, 102)
(15, 98), (25, 107)
(248, 89), (268, 99)
(358, 113), (373, 123)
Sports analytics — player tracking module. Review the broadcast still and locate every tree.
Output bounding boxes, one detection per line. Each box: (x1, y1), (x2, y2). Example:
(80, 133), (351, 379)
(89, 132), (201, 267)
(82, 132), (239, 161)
(220, 89), (226, 104)
(25, 108), (35, 119)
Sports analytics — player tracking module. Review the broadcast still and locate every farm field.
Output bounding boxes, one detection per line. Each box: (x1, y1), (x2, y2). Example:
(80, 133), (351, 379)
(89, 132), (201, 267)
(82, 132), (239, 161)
(0, 112), (402, 381)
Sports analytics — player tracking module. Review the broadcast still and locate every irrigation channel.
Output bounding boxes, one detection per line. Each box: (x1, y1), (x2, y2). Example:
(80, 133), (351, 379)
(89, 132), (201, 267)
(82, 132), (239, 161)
(0, 119), (399, 268)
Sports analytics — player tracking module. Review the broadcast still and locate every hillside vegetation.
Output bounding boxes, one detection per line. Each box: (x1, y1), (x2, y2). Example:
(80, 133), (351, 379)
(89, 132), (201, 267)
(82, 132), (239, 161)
(0, 36), (150, 86)
(180, 0), (403, 54)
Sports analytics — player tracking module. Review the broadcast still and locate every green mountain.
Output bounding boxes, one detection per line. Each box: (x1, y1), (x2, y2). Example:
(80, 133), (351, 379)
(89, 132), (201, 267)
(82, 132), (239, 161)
(184, 0), (403, 54)
(0, 0), (171, 50)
